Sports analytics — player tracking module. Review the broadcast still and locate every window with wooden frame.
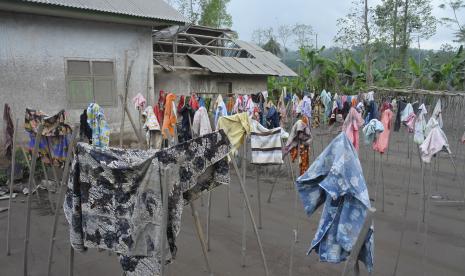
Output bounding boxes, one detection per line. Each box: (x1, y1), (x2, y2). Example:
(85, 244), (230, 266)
(217, 82), (232, 95)
(66, 59), (116, 108)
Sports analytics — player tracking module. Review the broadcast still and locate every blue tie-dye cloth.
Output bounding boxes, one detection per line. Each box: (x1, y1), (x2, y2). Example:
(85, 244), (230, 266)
(295, 132), (374, 272)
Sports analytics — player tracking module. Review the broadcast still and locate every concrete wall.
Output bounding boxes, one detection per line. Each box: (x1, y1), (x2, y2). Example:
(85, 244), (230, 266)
(0, 11), (154, 145)
(154, 72), (268, 96)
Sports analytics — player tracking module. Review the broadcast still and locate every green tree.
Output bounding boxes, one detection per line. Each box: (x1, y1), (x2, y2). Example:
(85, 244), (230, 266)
(262, 37), (282, 57)
(439, 0), (465, 42)
(198, 0), (232, 28)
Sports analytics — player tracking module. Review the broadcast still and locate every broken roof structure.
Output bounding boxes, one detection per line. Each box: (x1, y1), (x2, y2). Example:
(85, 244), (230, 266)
(153, 25), (297, 77)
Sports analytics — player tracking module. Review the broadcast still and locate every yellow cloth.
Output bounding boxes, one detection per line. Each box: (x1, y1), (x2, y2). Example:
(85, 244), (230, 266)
(217, 112), (251, 154)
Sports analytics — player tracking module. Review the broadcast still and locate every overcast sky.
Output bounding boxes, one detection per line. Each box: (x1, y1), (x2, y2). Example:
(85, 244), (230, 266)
(227, 0), (464, 50)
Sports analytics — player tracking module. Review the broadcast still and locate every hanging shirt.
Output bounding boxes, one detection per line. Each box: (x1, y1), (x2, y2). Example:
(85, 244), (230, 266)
(414, 104), (428, 145)
(394, 101), (406, 132)
(266, 104), (280, 129)
(419, 118), (451, 163)
(250, 120), (284, 165)
(154, 90), (166, 126)
(132, 93), (146, 111)
(217, 112), (251, 155)
(362, 119), (384, 145)
(425, 99), (443, 137)
(86, 104), (110, 148)
(64, 131), (231, 276)
(161, 93), (177, 138)
(214, 95), (228, 128)
(342, 107), (364, 152)
(284, 116), (312, 175)
(192, 106), (212, 137)
(373, 108), (393, 154)
(296, 132), (374, 272)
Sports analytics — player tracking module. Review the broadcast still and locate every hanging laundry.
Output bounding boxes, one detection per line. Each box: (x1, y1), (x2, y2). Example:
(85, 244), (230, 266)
(25, 108), (73, 165)
(414, 104), (428, 145)
(284, 116), (312, 176)
(205, 97), (212, 112)
(132, 93), (146, 111)
(161, 93), (177, 139)
(419, 118), (451, 163)
(214, 95), (228, 128)
(79, 109), (92, 143)
(394, 100), (406, 132)
(362, 119), (384, 145)
(154, 90), (166, 127)
(265, 103), (280, 129)
(233, 95), (244, 114)
(425, 99), (443, 137)
(295, 132), (374, 272)
(278, 89), (288, 127)
(245, 95), (256, 117)
(364, 100), (379, 124)
(250, 120), (285, 165)
(301, 95), (312, 119)
(177, 96), (194, 143)
(142, 106), (162, 149)
(64, 131), (231, 276)
(320, 90), (332, 119)
(312, 96), (322, 128)
(86, 103), (110, 148)
(217, 112), (251, 155)
(373, 103), (393, 154)
(192, 106), (212, 137)
(189, 94), (200, 111)
(342, 107), (364, 152)
(3, 104), (14, 158)
(291, 94), (300, 116)
(401, 103), (416, 132)
(225, 96), (235, 114)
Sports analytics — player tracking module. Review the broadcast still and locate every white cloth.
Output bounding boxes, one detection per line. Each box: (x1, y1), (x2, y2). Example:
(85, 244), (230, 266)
(401, 103), (414, 122)
(425, 100), (443, 136)
(250, 120), (284, 164)
(419, 118), (451, 163)
(414, 104), (428, 145)
(193, 106), (212, 136)
(214, 95), (228, 128)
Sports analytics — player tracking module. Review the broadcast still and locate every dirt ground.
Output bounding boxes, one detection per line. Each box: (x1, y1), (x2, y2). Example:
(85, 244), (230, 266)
(0, 128), (464, 276)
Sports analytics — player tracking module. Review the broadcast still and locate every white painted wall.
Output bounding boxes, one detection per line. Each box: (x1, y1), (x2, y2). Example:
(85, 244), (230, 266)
(0, 11), (154, 144)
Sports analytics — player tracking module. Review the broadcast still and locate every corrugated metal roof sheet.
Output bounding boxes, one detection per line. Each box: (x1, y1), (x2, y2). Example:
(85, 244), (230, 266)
(187, 43), (297, 77)
(22, 0), (187, 23)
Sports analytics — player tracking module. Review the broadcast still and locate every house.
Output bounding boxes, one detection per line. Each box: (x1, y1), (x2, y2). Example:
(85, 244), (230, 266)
(0, 0), (186, 143)
(152, 25), (297, 96)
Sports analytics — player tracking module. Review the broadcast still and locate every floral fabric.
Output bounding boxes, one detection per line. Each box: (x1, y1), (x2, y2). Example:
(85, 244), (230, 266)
(86, 103), (110, 148)
(295, 132), (374, 272)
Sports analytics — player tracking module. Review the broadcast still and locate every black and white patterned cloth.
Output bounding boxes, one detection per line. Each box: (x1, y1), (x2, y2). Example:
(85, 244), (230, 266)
(64, 130), (231, 275)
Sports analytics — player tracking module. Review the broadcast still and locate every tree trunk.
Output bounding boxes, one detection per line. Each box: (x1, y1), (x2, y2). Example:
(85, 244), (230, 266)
(392, 0), (399, 61)
(364, 0), (373, 86)
(400, 0), (410, 70)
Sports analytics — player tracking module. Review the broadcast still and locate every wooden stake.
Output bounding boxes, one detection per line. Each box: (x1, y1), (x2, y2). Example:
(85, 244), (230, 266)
(231, 158), (270, 276)
(46, 125), (79, 276)
(240, 143), (247, 267)
(40, 160), (55, 213)
(160, 166), (169, 276)
(23, 123), (44, 276)
(190, 202), (213, 275)
(256, 165), (262, 229)
(21, 148), (42, 204)
(288, 149), (298, 276)
(6, 118), (18, 256)
(206, 191), (212, 251)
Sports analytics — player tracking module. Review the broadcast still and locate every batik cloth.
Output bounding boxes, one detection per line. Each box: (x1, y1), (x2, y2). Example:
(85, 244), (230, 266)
(342, 108), (364, 152)
(373, 108), (393, 154)
(86, 103), (110, 148)
(290, 145), (309, 176)
(142, 106), (161, 148)
(414, 104), (428, 145)
(192, 106), (212, 137)
(3, 104), (14, 158)
(132, 93), (146, 111)
(250, 120), (284, 165)
(362, 119), (384, 145)
(154, 90), (166, 128)
(177, 96), (194, 143)
(25, 108), (73, 164)
(419, 118), (451, 163)
(312, 97), (322, 128)
(217, 113), (251, 154)
(296, 132), (374, 272)
(285, 116), (312, 176)
(64, 130), (231, 276)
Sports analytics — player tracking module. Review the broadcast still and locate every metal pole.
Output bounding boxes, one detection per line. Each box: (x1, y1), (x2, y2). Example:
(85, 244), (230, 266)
(46, 125), (79, 276)
(6, 118), (18, 256)
(23, 124), (44, 276)
(231, 158), (270, 276)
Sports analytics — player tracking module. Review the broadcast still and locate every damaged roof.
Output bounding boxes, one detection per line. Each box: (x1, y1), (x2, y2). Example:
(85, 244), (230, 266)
(16, 0), (187, 23)
(187, 40), (297, 77)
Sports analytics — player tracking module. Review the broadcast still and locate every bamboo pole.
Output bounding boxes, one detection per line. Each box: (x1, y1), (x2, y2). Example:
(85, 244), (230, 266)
(160, 166), (169, 276)
(6, 118), (18, 256)
(21, 148), (42, 204)
(23, 123), (44, 276)
(288, 149), (298, 276)
(190, 202), (213, 275)
(40, 160), (55, 213)
(256, 165), (262, 229)
(46, 125), (79, 276)
(230, 157), (270, 276)
(240, 143), (247, 267)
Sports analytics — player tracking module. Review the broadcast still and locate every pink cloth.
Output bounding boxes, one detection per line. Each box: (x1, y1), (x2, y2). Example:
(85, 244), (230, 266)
(342, 107), (364, 151)
(405, 113), (416, 133)
(132, 93), (146, 110)
(419, 121), (450, 163)
(373, 109), (393, 154)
